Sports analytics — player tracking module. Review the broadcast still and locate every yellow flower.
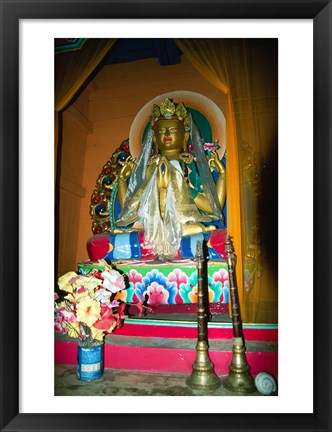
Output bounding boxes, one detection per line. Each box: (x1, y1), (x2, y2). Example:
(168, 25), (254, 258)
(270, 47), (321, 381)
(90, 327), (105, 342)
(64, 293), (76, 303)
(76, 296), (101, 327)
(58, 271), (78, 293)
(64, 289), (90, 303)
(74, 289), (90, 302)
(73, 275), (101, 290)
(66, 320), (80, 339)
(98, 259), (115, 273)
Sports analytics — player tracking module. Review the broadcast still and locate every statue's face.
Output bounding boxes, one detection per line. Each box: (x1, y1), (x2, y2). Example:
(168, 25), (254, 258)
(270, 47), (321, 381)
(153, 119), (185, 155)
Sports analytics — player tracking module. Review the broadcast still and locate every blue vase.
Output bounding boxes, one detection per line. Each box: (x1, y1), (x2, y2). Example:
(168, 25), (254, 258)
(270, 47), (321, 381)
(77, 342), (104, 381)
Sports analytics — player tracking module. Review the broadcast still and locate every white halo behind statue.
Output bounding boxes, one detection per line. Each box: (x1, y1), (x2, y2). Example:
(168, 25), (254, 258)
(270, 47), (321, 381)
(129, 90), (226, 159)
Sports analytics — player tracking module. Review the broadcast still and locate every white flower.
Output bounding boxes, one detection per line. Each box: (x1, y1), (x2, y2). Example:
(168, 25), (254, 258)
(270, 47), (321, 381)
(94, 288), (113, 304)
(101, 270), (125, 293)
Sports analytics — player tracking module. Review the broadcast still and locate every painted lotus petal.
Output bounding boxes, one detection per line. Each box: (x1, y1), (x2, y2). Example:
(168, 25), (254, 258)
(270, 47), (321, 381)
(142, 269), (168, 286)
(213, 269), (229, 283)
(135, 269), (177, 304)
(188, 286), (198, 303)
(203, 142), (217, 151)
(128, 269), (143, 284)
(222, 281), (229, 304)
(168, 269), (188, 287)
(76, 296), (101, 327)
(144, 281), (169, 305)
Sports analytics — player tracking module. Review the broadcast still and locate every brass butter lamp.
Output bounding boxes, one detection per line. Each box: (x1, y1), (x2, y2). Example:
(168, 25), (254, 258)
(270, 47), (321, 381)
(186, 240), (221, 391)
(223, 236), (256, 394)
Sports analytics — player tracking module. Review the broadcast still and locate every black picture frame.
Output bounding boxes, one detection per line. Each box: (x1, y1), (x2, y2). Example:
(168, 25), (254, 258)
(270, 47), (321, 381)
(1, 1), (331, 431)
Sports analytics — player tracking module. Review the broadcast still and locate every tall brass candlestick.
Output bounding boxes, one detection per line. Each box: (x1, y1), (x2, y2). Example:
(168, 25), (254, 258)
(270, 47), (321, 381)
(186, 240), (221, 391)
(223, 236), (256, 394)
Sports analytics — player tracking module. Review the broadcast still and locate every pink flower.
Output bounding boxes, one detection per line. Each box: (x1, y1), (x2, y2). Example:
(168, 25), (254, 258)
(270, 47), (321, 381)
(54, 318), (67, 334)
(55, 305), (76, 323)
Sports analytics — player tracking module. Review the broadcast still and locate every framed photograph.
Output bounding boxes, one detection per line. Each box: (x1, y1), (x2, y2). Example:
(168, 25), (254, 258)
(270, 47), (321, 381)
(1, 0), (331, 431)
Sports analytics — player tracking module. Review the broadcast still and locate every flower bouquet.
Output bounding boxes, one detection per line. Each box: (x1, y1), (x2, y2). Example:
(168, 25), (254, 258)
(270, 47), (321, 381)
(54, 260), (128, 380)
(54, 259), (127, 345)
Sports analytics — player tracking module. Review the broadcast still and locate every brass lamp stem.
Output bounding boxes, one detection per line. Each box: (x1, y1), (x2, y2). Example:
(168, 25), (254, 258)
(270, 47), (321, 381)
(223, 236), (256, 394)
(186, 240), (221, 391)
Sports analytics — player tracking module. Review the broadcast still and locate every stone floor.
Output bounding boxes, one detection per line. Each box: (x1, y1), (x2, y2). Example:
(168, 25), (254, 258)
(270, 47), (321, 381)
(55, 364), (268, 397)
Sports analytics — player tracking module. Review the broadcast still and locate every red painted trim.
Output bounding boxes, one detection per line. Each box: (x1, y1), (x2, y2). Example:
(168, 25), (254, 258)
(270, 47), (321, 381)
(55, 340), (278, 377)
(55, 341), (77, 365)
(114, 324), (278, 341)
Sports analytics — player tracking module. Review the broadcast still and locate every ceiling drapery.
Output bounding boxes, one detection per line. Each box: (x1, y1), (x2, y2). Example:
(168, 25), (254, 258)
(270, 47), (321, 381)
(55, 38), (117, 179)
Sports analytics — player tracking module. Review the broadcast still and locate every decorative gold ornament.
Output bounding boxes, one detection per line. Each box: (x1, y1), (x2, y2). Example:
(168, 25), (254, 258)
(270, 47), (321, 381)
(186, 240), (221, 391)
(150, 98), (191, 130)
(89, 139), (131, 234)
(160, 98), (176, 118)
(175, 102), (188, 120)
(150, 104), (161, 123)
(223, 236), (256, 394)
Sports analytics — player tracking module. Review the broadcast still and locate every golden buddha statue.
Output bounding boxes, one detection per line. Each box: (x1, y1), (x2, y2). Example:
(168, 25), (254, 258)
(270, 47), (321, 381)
(113, 98), (226, 259)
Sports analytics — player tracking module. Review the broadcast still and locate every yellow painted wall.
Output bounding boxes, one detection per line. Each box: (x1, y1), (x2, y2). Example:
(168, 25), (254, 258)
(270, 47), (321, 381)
(58, 87), (93, 276)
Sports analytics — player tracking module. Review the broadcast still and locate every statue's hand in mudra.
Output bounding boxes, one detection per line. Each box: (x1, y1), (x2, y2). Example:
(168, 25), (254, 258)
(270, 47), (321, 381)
(118, 155), (136, 182)
(117, 155), (136, 208)
(208, 151), (225, 175)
